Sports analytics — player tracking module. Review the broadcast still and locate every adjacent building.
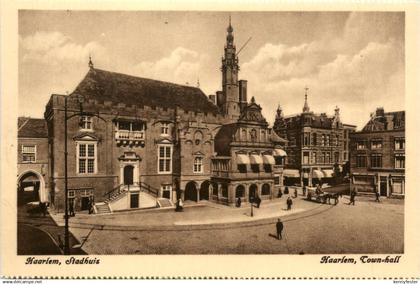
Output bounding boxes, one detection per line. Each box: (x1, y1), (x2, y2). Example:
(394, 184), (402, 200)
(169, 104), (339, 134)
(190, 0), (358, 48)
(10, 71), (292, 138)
(22, 20), (287, 212)
(17, 118), (49, 205)
(273, 91), (356, 187)
(349, 108), (405, 197)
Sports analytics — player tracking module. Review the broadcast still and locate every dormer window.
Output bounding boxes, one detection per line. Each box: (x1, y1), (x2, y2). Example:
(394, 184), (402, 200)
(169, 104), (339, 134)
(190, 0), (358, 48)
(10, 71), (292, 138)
(161, 122), (169, 135)
(80, 116), (93, 130)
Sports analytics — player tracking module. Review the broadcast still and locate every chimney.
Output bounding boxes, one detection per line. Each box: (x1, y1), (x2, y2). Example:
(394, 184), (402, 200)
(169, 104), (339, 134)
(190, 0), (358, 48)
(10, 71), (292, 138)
(208, 94), (216, 105)
(385, 114), (394, 130)
(376, 107), (385, 117)
(216, 91), (224, 108)
(239, 80), (248, 103)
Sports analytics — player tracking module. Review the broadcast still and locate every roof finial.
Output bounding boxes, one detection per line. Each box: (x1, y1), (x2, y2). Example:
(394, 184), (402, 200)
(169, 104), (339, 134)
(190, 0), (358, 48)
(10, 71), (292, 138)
(303, 86), (310, 113)
(88, 54), (94, 69)
(197, 77), (200, 88)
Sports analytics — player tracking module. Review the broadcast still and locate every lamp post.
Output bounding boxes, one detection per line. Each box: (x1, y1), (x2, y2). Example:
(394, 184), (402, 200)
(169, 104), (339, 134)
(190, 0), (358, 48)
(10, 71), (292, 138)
(63, 94), (84, 255)
(250, 197), (254, 217)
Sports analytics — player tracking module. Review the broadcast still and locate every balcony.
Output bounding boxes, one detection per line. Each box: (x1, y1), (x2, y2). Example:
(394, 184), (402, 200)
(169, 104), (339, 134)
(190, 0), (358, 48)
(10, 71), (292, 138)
(115, 130), (145, 146)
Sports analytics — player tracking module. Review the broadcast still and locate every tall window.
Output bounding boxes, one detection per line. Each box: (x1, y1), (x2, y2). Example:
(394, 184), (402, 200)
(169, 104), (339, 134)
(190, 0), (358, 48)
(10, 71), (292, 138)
(334, 152), (339, 163)
(311, 152), (317, 164)
(77, 143), (97, 174)
(80, 116), (93, 130)
(326, 135), (330, 146)
(22, 145), (36, 162)
(395, 137), (405, 150)
(161, 122), (169, 135)
(193, 156), (203, 173)
(335, 135), (339, 146)
(321, 135), (325, 146)
(356, 155), (367, 167)
(395, 155), (405, 169)
(370, 154), (382, 168)
(321, 152), (326, 164)
(371, 139), (383, 149)
(312, 133), (317, 145)
(158, 145), (172, 173)
(302, 152), (309, 164)
(326, 152), (331, 164)
(303, 133), (310, 146)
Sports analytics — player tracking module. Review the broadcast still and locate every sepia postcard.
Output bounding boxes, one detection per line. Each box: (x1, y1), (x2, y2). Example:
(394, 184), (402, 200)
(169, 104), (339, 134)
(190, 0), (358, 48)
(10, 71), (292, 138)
(1, 0), (420, 279)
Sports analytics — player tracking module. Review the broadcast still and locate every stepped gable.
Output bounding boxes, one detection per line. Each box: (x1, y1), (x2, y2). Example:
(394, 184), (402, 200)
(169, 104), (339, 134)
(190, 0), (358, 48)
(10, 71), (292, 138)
(18, 117), (47, 138)
(71, 68), (220, 114)
(238, 97), (268, 126)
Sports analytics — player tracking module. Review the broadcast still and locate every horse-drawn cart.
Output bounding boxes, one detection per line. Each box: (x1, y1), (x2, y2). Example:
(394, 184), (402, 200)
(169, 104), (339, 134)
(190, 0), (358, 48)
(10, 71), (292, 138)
(306, 187), (340, 205)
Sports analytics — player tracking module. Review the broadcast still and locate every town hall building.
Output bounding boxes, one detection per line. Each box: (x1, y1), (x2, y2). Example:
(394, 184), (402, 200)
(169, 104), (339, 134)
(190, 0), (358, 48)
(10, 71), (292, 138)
(19, 20), (287, 213)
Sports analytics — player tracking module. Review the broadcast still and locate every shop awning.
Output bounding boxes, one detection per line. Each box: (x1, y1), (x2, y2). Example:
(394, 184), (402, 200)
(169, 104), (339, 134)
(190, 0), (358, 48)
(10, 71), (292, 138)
(273, 148), (287, 157)
(250, 154), (263, 164)
(313, 170), (324, 179)
(237, 154), (250, 165)
(262, 155), (275, 165)
(283, 169), (300, 178)
(322, 169), (334, 178)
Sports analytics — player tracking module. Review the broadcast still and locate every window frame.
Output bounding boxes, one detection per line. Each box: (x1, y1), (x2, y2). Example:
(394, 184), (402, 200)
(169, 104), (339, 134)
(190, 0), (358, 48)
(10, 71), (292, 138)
(76, 141), (98, 175)
(80, 115), (93, 131)
(21, 145), (37, 163)
(356, 155), (367, 168)
(370, 154), (383, 168)
(394, 137), (405, 150)
(158, 144), (173, 174)
(394, 154), (405, 169)
(161, 122), (170, 135)
(193, 156), (204, 173)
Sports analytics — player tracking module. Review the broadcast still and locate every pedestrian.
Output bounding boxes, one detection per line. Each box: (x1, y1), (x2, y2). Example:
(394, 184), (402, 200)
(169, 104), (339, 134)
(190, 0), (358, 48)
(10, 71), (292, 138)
(88, 197), (94, 214)
(302, 185), (306, 196)
(277, 189), (283, 198)
(236, 197), (242, 208)
(286, 196), (293, 210)
(349, 190), (356, 205)
(375, 190), (380, 203)
(284, 186), (289, 195)
(175, 198), (184, 212)
(69, 199), (76, 217)
(39, 202), (47, 217)
(276, 218), (284, 240)
(294, 188), (298, 198)
(255, 195), (262, 208)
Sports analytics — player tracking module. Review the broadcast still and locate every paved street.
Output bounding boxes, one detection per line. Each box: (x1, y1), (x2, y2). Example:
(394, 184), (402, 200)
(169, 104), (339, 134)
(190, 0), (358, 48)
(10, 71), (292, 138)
(61, 194), (404, 254)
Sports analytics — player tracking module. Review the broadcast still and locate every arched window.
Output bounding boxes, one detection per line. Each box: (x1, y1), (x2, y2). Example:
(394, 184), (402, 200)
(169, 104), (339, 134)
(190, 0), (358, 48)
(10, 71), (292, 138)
(235, 185), (245, 198)
(250, 129), (257, 142)
(241, 129), (247, 141)
(262, 184), (270, 195)
(194, 131), (203, 145)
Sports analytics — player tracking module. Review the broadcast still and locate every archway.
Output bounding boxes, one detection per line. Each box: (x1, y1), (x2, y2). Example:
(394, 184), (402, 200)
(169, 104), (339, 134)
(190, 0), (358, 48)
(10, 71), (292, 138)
(262, 183), (271, 196)
(185, 181), (198, 202)
(17, 170), (46, 206)
(200, 181), (211, 200)
(235, 185), (245, 198)
(124, 165), (134, 185)
(249, 184), (258, 202)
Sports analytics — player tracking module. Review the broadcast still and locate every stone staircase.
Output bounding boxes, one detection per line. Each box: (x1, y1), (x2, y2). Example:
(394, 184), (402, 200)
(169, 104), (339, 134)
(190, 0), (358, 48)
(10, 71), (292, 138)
(95, 203), (112, 214)
(157, 198), (174, 208)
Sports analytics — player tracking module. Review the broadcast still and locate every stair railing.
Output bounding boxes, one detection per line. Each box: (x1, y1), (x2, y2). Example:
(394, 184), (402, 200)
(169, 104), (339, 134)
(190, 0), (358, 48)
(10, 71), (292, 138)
(139, 181), (160, 197)
(103, 183), (125, 199)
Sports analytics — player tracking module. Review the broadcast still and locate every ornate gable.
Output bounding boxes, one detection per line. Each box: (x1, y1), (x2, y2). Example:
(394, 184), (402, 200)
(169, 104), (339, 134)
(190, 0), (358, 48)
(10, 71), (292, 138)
(238, 97), (268, 126)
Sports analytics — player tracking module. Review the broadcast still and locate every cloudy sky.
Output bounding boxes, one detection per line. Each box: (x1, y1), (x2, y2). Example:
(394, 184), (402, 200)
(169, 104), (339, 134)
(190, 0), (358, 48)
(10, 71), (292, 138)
(19, 11), (404, 129)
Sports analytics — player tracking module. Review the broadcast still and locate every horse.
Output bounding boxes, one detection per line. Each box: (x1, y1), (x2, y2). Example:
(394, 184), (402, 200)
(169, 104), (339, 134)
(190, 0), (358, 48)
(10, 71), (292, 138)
(324, 192), (340, 205)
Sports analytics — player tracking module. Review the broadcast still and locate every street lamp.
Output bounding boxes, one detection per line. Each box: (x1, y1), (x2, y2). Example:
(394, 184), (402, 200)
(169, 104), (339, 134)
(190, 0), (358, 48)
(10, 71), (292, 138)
(63, 94), (84, 255)
(250, 196), (254, 217)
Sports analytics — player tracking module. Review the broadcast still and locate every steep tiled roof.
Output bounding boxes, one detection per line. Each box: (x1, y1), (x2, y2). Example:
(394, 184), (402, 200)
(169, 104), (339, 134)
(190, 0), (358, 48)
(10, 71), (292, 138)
(281, 113), (333, 129)
(71, 68), (220, 114)
(362, 111), (405, 132)
(18, 117), (47, 138)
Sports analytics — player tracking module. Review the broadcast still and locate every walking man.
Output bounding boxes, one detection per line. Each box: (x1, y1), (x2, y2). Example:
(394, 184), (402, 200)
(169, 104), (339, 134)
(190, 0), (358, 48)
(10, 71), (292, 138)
(276, 218), (284, 240)
(349, 190), (356, 205)
(302, 185), (306, 197)
(286, 196), (293, 210)
(375, 190), (380, 203)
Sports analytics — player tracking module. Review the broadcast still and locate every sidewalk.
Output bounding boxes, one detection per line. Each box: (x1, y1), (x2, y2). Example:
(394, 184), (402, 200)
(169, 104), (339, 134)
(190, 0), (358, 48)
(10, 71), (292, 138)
(49, 194), (323, 230)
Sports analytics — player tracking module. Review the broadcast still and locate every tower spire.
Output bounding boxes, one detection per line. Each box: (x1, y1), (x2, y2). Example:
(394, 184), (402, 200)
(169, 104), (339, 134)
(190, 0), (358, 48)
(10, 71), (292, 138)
(303, 86), (310, 113)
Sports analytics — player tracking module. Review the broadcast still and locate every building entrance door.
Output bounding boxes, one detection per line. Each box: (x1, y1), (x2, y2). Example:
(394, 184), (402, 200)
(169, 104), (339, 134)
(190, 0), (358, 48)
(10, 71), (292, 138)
(81, 197), (90, 211)
(124, 165), (134, 185)
(249, 184), (257, 202)
(380, 178), (387, 196)
(130, 193), (139, 208)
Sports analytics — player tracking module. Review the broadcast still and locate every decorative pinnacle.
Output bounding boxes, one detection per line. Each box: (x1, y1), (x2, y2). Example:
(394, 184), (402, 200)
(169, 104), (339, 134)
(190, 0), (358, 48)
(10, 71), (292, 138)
(88, 55), (94, 69)
(303, 86), (310, 113)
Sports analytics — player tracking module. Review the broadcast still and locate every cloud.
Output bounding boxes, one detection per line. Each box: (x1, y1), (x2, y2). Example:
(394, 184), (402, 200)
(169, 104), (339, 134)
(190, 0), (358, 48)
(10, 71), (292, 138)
(19, 31), (106, 65)
(241, 14), (404, 129)
(131, 47), (209, 86)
